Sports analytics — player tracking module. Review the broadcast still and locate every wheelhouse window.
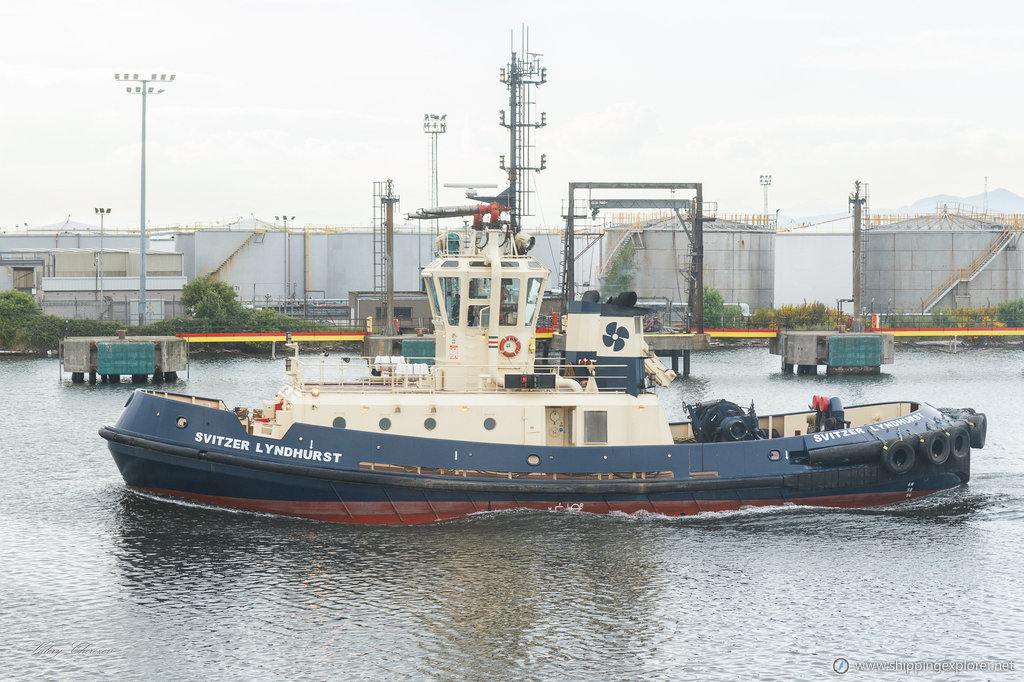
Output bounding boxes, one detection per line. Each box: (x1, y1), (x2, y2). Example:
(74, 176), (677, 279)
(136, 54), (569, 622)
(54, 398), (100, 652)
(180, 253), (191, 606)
(468, 277), (491, 299)
(425, 277), (441, 317)
(467, 305), (489, 327)
(500, 278), (520, 326)
(524, 277), (543, 326)
(439, 276), (461, 326)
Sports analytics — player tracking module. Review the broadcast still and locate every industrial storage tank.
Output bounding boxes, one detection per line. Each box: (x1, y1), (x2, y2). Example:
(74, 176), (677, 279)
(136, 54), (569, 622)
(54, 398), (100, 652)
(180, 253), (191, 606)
(597, 214), (775, 312)
(863, 206), (1024, 313)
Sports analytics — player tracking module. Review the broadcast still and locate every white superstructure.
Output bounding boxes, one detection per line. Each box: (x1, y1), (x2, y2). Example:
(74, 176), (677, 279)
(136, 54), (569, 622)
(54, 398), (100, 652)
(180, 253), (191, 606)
(254, 223), (679, 448)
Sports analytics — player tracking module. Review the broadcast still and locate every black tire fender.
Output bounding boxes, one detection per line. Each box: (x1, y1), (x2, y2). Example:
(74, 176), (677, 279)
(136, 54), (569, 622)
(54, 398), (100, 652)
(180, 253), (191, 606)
(917, 430), (950, 466)
(965, 413), (987, 449)
(948, 425), (971, 460)
(881, 438), (916, 475)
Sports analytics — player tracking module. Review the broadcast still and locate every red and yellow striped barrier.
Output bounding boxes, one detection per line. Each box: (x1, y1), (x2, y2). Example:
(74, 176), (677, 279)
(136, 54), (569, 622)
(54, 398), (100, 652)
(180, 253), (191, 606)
(177, 331), (367, 343)
(876, 327), (1024, 337)
(177, 327), (1024, 344)
(702, 329), (779, 339)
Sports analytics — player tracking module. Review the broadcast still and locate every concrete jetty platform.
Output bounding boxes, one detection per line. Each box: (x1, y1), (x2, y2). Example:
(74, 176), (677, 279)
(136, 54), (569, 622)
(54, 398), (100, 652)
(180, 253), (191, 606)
(769, 331), (894, 375)
(60, 334), (188, 384)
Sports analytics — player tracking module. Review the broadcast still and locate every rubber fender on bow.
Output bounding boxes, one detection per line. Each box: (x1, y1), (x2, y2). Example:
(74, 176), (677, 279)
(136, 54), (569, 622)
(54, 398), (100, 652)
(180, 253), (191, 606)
(965, 413), (987, 449)
(948, 425), (971, 460)
(917, 430), (950, 465)
(807, 439), (883, 466)
(881, 438), (916, 475)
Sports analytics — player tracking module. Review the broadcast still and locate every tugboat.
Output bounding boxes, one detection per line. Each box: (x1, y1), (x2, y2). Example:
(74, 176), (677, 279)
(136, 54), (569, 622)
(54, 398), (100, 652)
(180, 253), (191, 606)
(100, 210), (987, 525)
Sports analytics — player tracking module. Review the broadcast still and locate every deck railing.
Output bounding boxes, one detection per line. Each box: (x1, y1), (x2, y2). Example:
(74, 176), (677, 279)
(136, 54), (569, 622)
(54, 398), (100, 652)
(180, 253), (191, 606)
(287, 356), (631, 394)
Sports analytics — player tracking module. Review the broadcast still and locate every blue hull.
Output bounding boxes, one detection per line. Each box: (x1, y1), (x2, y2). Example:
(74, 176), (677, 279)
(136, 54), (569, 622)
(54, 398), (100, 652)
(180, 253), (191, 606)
(101, 390), (976, 524)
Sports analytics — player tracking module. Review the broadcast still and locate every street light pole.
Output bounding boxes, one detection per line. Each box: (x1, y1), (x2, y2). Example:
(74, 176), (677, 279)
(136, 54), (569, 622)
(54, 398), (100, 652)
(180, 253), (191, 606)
(94, 207), (111, 314)
(115, 72), (175, 325)
(423, 115), (447, 266)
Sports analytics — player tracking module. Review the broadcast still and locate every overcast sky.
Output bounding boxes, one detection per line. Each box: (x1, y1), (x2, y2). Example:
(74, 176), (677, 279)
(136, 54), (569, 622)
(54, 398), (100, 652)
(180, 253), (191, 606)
(2, 0), (1022, 231)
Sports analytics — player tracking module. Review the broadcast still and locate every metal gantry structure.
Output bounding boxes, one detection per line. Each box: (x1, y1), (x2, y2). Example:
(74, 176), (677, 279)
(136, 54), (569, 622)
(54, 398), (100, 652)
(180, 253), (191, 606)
(499, 30), (547, 233)
(114, 72), (175, 325)
(563, 182), (706, 331)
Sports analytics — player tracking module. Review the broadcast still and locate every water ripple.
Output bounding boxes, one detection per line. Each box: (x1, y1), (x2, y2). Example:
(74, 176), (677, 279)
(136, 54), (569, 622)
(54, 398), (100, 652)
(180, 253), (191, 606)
(3, 351), (1023, 680)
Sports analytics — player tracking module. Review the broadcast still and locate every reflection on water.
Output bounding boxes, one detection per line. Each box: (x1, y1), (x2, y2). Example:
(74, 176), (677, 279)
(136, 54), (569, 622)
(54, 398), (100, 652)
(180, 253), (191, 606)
(3, 349), (1024, 679)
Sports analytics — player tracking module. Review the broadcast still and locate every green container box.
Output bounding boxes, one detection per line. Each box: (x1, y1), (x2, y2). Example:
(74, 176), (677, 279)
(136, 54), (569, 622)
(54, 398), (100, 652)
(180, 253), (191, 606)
(401, 338), (435, 365)
(97, 342), (156, 375)
(828, 335), (881, 368)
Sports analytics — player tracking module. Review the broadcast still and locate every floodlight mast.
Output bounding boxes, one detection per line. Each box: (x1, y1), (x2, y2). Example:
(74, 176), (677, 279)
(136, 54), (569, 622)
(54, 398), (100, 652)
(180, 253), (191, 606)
(423, 114), (447, 269)
(114, 72), (176, 325)
(759, 174), (772, 216)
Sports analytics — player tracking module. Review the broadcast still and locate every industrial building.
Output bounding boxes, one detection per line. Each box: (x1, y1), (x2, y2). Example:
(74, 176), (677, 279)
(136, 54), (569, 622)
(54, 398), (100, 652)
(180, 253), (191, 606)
(774, 231), (852, 309)
(0, 246), (185, 321)
(597, 214), (776, 313)
(0, 218), (579, 325)
(863, 206), (1024, 313)
(5, 201), (1023, 326)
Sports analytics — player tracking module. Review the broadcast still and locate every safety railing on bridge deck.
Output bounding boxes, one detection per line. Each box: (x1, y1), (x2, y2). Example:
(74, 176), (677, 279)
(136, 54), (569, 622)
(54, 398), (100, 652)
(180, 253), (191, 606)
(287, 356), (633, 395)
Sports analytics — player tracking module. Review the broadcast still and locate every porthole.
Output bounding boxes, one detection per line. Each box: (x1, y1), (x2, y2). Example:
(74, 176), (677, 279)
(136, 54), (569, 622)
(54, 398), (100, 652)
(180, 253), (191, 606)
(527, 454), (540, 466)
(175, 416), (188, 429)
(768, 449), (782, 461)
(424, 417), (437, 431)
(483, 417), (496, 430)
(333, 417), (346, 429)
(379, 417), (392, 431)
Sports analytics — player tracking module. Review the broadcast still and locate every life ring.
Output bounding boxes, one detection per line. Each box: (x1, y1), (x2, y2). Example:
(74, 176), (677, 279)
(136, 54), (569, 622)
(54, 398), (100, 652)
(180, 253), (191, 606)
(499, 335), (521, 358)
(881, 438), (916, 475)
(917, 430), (950, 465)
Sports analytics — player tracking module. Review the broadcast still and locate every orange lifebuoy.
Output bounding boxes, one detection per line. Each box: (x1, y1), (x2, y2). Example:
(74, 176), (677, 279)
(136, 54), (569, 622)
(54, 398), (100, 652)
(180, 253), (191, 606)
(499, 335), (521, 357)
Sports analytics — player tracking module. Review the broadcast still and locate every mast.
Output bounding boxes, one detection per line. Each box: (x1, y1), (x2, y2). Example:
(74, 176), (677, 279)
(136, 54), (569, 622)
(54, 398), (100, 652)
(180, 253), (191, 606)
(499, 28), (546, 234)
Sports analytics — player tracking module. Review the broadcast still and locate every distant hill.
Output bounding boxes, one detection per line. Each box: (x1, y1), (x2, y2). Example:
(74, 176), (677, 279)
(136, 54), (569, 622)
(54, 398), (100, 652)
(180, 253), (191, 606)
(782, 189), (1024, 226)
(899, 188), (1024, 214)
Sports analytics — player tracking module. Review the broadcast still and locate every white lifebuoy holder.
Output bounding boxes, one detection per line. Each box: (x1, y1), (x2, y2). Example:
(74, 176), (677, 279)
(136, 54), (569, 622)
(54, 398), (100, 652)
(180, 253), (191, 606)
(499, 335), (521, 358)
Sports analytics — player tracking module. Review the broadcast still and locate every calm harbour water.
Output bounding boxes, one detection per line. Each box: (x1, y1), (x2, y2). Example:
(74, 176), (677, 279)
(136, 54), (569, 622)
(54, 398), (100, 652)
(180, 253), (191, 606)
(2, 346), (1023, 681)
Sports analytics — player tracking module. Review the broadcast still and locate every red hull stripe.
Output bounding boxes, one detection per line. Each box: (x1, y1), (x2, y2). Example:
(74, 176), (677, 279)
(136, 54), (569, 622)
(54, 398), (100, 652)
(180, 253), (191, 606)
(135, 487), (944, 526)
